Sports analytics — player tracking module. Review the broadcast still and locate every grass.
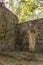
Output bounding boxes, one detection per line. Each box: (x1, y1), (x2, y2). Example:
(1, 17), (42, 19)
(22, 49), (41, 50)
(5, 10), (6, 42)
(0, 51), (43, 65)
(0, 51), (43, 61)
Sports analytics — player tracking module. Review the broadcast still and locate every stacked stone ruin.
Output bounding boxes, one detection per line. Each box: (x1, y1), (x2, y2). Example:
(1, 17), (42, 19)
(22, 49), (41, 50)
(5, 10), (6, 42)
(0, 2), (18, 51)
(16, 18), (43, 52)
(0, 2), (43, 53)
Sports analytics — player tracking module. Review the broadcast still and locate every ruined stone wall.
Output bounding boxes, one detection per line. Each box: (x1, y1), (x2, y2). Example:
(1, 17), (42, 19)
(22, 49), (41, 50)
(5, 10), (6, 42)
(0, 6), (18, 51)
(15, 22), (30, 51)
(0, 5), (43, 52)
(16, 18), (43, 52)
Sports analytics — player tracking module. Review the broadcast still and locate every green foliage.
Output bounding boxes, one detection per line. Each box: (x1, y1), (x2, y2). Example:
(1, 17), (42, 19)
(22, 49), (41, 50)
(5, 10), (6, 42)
(9, 0), (43, 23)
(9, 0), (14, 10)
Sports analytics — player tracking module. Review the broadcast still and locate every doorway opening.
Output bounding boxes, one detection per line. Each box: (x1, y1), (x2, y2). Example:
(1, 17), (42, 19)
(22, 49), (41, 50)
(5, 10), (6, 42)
(29, 29), (36, 52)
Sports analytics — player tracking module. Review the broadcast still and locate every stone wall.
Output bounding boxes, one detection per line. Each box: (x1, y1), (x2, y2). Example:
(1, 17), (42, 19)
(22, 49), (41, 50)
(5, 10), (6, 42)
(15, 22), (30, 51)
(0, 6), (18, 51)
(15, 18), (43, 52)
(0, 5), (43, 52)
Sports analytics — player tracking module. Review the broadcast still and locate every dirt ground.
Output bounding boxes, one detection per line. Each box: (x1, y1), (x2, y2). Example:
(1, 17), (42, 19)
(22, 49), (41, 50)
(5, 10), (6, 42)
(0, 51), (43, 65)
